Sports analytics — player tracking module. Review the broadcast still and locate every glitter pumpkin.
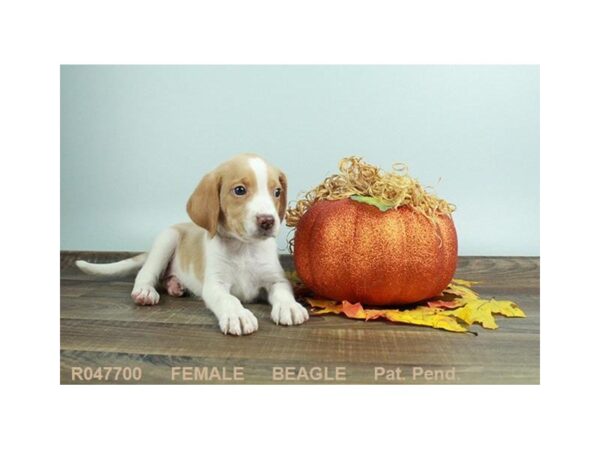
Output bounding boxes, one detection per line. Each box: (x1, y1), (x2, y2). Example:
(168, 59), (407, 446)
(293, 198), (458, 305)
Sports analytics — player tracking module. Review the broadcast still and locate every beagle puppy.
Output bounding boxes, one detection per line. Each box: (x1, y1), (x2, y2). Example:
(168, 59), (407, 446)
(76, 153), (309, 335)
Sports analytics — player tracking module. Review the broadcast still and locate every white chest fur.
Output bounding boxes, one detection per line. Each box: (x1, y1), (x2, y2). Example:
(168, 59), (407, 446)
(207, 235), (281, 302)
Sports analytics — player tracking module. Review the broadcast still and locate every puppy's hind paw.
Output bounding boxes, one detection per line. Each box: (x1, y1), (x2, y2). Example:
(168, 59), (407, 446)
(163, 275), (186, 297)
(131, 285), (160, 306)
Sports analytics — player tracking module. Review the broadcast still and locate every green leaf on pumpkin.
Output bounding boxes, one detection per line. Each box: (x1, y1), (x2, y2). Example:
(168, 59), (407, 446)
(350, 195), (395, 212)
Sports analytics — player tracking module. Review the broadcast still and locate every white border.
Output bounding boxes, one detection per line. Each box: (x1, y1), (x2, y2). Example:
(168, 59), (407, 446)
(2, 0), (599, 448)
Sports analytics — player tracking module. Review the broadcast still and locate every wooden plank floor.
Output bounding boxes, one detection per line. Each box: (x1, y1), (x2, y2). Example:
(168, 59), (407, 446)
(60, 252), (540, 384)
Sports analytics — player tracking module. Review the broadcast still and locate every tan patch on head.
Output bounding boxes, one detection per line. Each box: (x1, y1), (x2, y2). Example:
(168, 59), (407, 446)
(217, 154), (258, 237)
(187, 171), (221, 237)
(172, 223), (206, 281)
(266, 164), (288, 222)
(187, 155), (256, 237)
(187, 153), (287, 237)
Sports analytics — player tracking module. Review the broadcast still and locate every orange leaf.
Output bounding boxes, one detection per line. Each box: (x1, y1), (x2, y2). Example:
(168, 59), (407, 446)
(427, 299), (463, 310)
(304, 276), (526, 333)
(364, 309), (388, 320)
(341, 301), (366, 319)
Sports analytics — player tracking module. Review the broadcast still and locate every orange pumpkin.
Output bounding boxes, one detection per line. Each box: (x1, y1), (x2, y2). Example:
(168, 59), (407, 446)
(293, 198), (458, 305)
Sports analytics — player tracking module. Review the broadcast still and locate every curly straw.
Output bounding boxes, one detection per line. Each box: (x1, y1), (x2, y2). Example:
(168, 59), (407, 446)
(285, 156), (455, 228)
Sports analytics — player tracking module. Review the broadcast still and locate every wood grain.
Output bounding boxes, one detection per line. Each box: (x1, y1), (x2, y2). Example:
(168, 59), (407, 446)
(60, 251), (539, 384)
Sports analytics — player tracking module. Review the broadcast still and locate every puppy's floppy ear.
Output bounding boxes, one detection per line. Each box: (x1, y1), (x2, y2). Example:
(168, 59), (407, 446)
(277, 170), (288, 223)
(187, 171), (221, 237)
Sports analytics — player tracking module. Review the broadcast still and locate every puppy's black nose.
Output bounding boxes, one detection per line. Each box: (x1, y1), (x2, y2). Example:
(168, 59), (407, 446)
(257, 214), (275, 231)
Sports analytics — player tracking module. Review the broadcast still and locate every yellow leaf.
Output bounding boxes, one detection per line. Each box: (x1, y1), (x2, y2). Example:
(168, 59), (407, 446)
(443, 283), (479, 300)
(382, 308), (469, 333)
(304, 274), (526, 333)
(307, 298), (344, 315)
(441, 299), (500, 329)
(451, 278), (480, 287)
(442, 298), (526, 329)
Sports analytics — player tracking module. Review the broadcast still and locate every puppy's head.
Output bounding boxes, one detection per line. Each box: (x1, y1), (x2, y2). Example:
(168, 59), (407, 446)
(187, 154), (287, 242)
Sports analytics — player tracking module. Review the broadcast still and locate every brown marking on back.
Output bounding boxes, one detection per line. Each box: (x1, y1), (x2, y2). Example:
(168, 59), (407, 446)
(172, 223), (206, 281)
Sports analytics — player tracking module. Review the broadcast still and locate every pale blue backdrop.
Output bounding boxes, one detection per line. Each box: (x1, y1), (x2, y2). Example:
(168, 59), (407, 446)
(61, 65), (539, 256)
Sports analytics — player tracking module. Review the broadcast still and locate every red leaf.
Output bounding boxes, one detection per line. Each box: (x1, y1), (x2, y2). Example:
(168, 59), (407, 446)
(427, 299), (462, 310)
(341, 301), (366, 319)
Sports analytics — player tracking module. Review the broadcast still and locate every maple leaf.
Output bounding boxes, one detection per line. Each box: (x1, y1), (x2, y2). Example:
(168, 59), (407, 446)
(381, 307), (469, 333)
(426, 299), (463, 309)
(307, 298), (470, 333)
(308, 298), (344, 314)
(451, 278), (480, 287)
(442, 283), (480, 300)
(341, 301), (367, 318)
(441, 298), (526, 329)
(288, 272), (527, 333)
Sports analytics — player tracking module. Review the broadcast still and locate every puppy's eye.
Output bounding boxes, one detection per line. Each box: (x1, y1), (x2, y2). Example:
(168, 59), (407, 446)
(274, 188), (282, 198)
(233, 186), (247, 196)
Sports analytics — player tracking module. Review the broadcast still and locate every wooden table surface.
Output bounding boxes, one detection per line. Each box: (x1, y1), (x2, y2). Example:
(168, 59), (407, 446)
(60, 252), (539, 384)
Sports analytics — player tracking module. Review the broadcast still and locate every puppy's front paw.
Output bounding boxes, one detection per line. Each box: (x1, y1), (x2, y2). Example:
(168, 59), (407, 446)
(219, 308), (259, 336)
(271, 301), (309, 326)
(131, 285), (160, 306)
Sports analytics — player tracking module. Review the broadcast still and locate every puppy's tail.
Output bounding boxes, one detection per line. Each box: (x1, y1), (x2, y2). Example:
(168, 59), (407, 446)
(75, 253), (147, 277)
